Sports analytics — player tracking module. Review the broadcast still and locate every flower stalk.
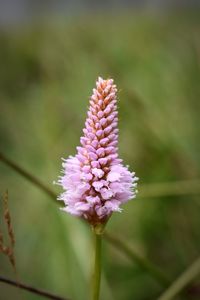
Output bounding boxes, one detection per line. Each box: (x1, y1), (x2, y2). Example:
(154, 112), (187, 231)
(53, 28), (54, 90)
(57, 77), (138, 225)
(91, 225), (103, 300)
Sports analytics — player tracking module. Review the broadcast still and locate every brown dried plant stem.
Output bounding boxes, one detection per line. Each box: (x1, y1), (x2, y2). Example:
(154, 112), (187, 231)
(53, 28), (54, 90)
(1, 190), (16, 269)
(0, 275), (69, 300)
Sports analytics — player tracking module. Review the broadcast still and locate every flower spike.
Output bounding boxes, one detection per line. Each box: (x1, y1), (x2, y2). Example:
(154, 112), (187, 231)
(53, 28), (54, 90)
(58, 77), (138, 225)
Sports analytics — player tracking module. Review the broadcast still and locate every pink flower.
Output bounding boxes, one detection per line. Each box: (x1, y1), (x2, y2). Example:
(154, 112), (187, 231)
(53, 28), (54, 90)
(57, 77), (138, 225)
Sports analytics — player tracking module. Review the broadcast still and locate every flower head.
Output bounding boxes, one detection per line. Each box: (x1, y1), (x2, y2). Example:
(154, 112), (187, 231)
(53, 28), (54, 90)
(58, 77), (138, 225)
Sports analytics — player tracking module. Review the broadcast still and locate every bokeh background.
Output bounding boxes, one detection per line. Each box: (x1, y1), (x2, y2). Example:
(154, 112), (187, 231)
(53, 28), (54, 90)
(0, 1), (200, 299)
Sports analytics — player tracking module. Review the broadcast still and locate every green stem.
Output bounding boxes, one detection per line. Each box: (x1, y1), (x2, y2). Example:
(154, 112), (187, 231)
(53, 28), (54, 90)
(104, 232), (170, 287)
(92, 228), (102, 300)
(158, 256), (200, 300)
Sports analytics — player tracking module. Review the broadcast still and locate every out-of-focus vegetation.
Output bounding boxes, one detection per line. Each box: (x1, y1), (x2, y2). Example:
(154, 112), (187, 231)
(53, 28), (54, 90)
(0, 12), (200, 300)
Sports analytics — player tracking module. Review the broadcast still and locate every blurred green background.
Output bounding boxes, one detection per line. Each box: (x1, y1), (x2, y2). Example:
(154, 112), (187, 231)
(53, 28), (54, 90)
(0, 7), (200, 300)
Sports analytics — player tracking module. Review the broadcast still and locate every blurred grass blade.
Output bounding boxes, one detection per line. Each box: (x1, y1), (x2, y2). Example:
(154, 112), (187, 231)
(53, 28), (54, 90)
(158, 256), (200, 300)
(139, 180), (200, 198)
(104, 232), (170, 287)
(0, 152), (57, 201)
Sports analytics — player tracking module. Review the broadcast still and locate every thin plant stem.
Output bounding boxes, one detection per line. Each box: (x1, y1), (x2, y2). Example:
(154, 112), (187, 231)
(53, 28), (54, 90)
(0, 152), (57, 201)
(0, 275), (69, 300)
(104, 232), (170, 287)
(158, 256), (200, 300)
(92, 227), (103, 300)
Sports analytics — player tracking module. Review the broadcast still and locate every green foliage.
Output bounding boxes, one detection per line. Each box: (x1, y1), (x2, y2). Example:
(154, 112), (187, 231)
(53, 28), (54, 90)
(0, 12), (200, 300)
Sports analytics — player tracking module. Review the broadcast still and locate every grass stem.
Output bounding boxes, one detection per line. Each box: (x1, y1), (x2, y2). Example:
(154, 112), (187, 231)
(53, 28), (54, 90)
(104, 232), (170, 287)
(158, 256), (200, 300)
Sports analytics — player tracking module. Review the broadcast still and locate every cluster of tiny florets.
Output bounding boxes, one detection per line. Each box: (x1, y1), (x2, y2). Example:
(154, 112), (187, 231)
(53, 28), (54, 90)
(58, 77), (138, 225)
